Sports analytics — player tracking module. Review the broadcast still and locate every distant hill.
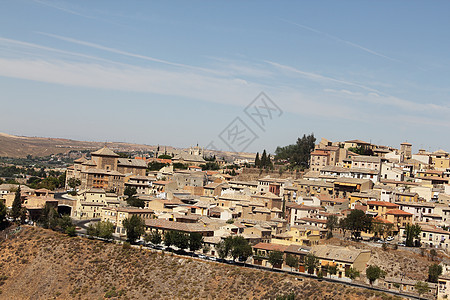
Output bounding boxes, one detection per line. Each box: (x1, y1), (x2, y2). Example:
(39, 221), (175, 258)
(0, 132), (158, 158)
(0, 226), (392, 300)
(0, 132), (255, 161)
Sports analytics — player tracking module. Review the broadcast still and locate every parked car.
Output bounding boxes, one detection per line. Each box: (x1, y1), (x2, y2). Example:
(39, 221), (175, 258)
(198, 254), (207, 259)
(398, 242), (406, 247)
(207, 256), (217, 261)
(386, 236), (394, 241)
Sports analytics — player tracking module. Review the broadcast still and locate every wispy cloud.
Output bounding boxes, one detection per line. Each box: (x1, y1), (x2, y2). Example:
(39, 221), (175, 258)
(32, 0), (95, 19)
(280, 18), (401, 63)
(0, 35), (448, 131)
(266, 60), (450, 114)
(31, 1), (138, 29)
(37, 32), (225, 75)
(264, 59), (380, 93)
(0, 37), (124, 65)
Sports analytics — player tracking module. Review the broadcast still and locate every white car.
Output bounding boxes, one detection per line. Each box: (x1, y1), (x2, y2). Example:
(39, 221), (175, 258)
(386, 236), (394, 241)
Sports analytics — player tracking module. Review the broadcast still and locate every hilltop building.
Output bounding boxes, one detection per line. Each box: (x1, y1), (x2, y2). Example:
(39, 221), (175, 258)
(65, 146), (147, 196)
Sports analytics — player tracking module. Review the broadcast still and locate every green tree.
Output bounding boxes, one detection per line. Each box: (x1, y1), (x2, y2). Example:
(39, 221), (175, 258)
(274, 133), (316, 169)
(126, 197), (145, 208)
(147, 161), (168, 171)
(124, 186), (145, 208)
(86, 223), (97, 237)
(428, 263), (443, 283)
(202, 244), (211, 254)
(216, 240), (230, 259)
(10, 186), (22, 221)
(39, 203), (59, 230)
(216, 236), (252, 261)
(405, 224), (421, 247)
(372, 221), (394, 240)
(58, 215), (73, 232)
(158, 154), (172, 159)
(124, 186), (137, 199)
(189, 232), (203, 252)
(345, 267), (360, 280)
(305, 253), (319, 275)
(66, 226), (76, 237)
(173, 231), (189, 250)
(228, 236), (252, 262)
(164, 231), (175, 248)
(343, 209), (372, 240)
(268, 250), (284, 268)
(122, 215), (145, 243)
(285, 254), (299, 271)
(96, 221), (114, 240)
(261, 150), (268, 169)
(339, 218), (348, 238)
(238, 242), (253, 264)
(415, 281), (429, 296)
(145, 231), (162, 245)
(67, 178), (81, 195)
(366, 265), (384, 285)
(430, 249), (437, 261)
(326, 215), (338, 239)
(0, 200), (7, 229)
(348, 146), (374, 156)
(255, 152), (260, 168)
(173, 162), (189, 170)
(328, 264), (338, 277)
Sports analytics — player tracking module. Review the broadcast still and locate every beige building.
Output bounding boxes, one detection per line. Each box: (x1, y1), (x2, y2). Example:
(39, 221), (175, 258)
(343, 139), (372, 151)
(311, 245), (371, 277)
(66, 146), (147, 196)
(102, 207), (154, 236)
(400, 142), (412, 160)
(438, 275), (450, 300)
(124, 175), (154, 194)
(342, 155), (382, 171)
(271, 225), (326, 247)
(73, 188), (119, 219)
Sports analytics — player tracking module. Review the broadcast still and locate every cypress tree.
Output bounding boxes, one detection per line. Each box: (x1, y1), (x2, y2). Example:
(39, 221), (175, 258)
(255, 152), (260, 167)
(261, 150), (267, 168)
(11, 186), (22, 221)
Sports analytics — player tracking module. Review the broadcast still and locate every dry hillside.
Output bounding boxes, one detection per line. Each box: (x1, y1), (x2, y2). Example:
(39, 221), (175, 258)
(0, 132), (159, 158)
(0, 226), (400, 300)
(324, 238), (435, 281)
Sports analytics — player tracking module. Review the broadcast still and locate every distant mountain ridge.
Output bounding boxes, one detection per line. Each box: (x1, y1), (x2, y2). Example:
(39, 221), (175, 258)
(0, 132), (159, 158)
(0, 132), (255, 160)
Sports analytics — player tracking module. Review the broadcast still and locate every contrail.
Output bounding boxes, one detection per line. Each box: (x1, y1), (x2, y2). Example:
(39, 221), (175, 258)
(280, 18), (401, 63)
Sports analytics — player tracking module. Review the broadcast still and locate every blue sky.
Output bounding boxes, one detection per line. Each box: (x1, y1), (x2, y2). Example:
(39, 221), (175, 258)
(1, 1), (449, 153)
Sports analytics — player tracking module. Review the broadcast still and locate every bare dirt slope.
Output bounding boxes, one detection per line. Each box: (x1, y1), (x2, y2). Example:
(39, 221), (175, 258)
(0, 227), (400, 300)
(324, 237), (435, 281)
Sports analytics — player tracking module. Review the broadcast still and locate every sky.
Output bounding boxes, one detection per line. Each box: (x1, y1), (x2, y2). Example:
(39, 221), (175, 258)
(1, 1), (450, 154)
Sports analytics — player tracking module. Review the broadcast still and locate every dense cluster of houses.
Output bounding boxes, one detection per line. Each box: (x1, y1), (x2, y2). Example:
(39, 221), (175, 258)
(3, 138), (450, 297)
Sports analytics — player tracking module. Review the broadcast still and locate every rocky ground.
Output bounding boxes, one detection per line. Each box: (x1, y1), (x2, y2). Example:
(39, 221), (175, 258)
(0, 226), (401, 300)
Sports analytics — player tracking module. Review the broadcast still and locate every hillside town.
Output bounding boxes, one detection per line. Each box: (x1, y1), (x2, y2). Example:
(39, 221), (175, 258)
(2, 137), (450, 299)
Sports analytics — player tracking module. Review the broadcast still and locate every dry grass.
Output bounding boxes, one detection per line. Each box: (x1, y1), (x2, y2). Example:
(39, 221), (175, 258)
(0, 226), (400, 299)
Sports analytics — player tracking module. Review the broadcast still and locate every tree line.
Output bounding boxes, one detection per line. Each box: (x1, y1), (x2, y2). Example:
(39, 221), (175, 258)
(274, 133), (316, 170)
(254, 149), (274, 169)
